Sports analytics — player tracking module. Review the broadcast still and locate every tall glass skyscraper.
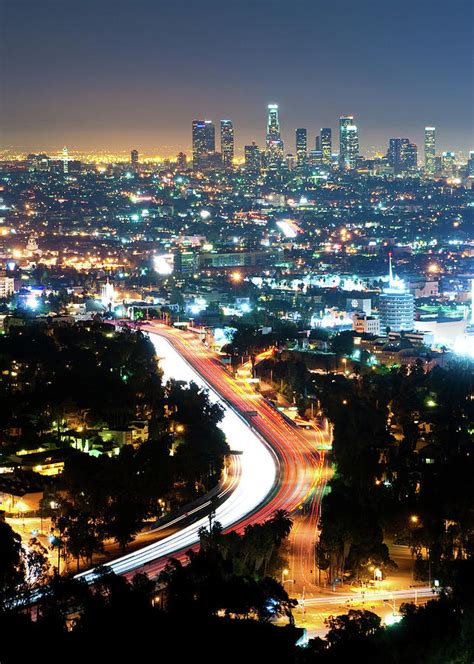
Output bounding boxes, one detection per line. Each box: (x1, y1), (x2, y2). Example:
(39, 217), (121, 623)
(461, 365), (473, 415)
(320, 128), (332, 166)
(424, 127), (436, 175)
(295, 128), (307, 168)
(266, 104), (284, 170)
(339, 116), (359, 169)
(220, 120), (234, 168)
(192, 119), (215, 169)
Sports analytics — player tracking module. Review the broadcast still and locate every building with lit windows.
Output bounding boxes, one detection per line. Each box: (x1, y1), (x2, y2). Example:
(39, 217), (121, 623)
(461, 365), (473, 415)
(339, 116), (359, 169)
(192, 119), (215, 169)
(220, 120), (234, 168)
(352, 313), (381, 336)
(387, 138), (417, 174)
(295, 128), (307, 168)
(130, 149), (139, 172)
(403, 142), (418, 172)
(244, 142), (261, 173)
(266, 104), (284, 170)
(379, 256), (415, 332)
(388, 138), (410, 174)
(424, 126), (436, 174)
(320, 128), (332, 165)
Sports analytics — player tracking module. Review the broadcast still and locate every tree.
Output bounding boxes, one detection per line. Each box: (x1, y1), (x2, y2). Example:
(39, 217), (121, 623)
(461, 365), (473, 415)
(0, 520), (24, 609)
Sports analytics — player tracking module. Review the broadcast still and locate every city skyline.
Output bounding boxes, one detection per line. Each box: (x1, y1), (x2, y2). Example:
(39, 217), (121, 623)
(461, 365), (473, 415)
(1, 0), (473, 154)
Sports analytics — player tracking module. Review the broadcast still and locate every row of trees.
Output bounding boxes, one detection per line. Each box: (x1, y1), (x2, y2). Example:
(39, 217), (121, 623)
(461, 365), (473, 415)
(45, 379), (229, 569)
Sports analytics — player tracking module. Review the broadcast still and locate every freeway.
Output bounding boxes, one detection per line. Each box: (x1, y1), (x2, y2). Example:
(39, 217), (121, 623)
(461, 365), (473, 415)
(76, 322), (325, 582)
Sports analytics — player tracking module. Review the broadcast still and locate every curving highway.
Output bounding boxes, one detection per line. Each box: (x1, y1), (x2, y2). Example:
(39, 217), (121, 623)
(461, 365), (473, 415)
(77, 323), (325, 583)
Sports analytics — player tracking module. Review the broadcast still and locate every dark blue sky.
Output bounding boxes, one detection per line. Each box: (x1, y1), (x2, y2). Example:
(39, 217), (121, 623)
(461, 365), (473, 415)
(1, 0), (473, 155)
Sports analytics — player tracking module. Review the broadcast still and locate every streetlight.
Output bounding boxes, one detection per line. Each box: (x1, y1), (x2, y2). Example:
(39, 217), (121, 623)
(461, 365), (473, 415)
(281, 568), (289, 584)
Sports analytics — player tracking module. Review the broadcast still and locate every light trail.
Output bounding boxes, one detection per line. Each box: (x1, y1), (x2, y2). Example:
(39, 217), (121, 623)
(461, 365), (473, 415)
(77, 322), (328, 583)
(300, 586), (436, 606)
(76, 330), (279, 582)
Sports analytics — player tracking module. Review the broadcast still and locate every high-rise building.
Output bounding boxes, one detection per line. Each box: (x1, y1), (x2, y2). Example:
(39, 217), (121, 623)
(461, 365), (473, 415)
(339, 116), (359, 169)
(379, 255), (414, 332)
(220, 120), (234, 168)
(320, 128), (332, 166)
(192, 119), (215, 169)
(295, 128), (307, 168)
(388, 138), (410, 174)
(424, 127), (436, 174)
(403, 143), (418, 172)
(266, 104), (284, 170)
(130, 149), (139, 172)
(315, 135), (321, 151)
(388, 139), (418, 174)
(244, 142), (261, 173)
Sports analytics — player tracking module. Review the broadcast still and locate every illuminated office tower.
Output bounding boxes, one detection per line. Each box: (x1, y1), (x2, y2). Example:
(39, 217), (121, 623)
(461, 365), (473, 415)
(295, 128), (307, 167)
(320, 128), (332, 165)
(220, 120), (234, 168)
(130, 149), (139, 172)
(315, 135), (321, 151)
(403, 143), (418, 172)
(339, 116), (359, 169)
(388, 138), (409, 174)
(388, 138), (417, 174)
(424, 127), (436, 174)
(192, 119), (215, 169)
(244, 142), (261, 173)
(62, 146), (69, 174)
(266, 104), (284, 170)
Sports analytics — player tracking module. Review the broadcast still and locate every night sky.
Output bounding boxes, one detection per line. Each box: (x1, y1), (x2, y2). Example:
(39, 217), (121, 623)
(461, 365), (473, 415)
(1, 0), (473, 155)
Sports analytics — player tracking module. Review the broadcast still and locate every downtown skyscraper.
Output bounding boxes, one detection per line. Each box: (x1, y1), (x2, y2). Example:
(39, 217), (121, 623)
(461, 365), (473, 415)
(424, 126), (436, 175)
(192, 119), (215, 169)
(320, 128), (332, 166)
(220, 120), (234, 168)
(295, 128), (307, 168)
(266, 104), (284, 171)
(244, 142), (261, 173)
(339, 116), (359, 169)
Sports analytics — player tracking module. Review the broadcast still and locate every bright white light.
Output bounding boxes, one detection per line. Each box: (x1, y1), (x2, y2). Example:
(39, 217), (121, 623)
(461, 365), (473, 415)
(153, 254), (174, 275)
(200, 210), (211, 219)
(276, 220), (298, 238)
(26, 293), (39, 310)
